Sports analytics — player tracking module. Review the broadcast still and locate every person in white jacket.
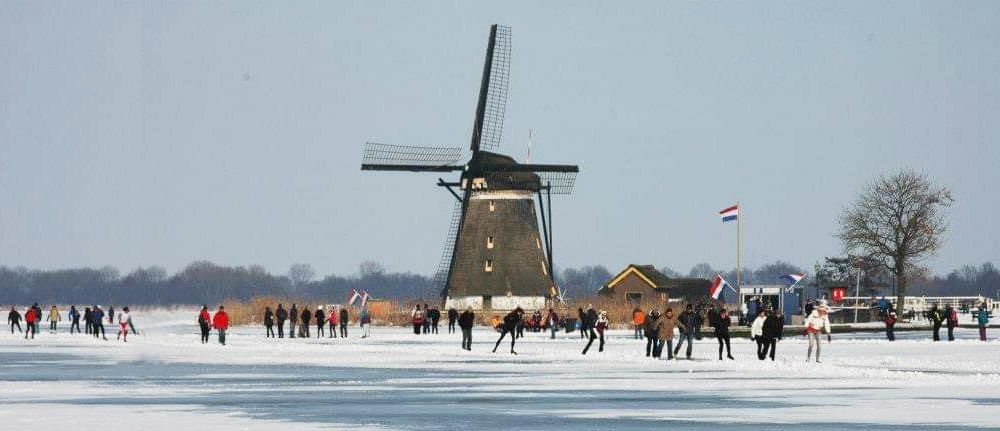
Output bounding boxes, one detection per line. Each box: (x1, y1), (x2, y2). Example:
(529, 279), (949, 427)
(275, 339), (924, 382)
(117, 307), (132, 342)
(750, 311), (767, 360)
(804, 301), (832, 362)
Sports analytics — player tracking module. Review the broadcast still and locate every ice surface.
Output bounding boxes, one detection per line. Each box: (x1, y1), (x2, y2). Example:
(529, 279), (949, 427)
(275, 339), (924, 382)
(1, 308), (998, 430)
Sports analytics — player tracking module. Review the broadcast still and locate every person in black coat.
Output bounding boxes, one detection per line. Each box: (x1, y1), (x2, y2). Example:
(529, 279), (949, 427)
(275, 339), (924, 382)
(577, 307), (587, 339)
(928, 304), (944, 341)
(760, 310), (784, 361)
(582, 304), (598, 343)
(643, 310), (660, 357)
(264, 306), (275, 338)
(710, 306), (734, 361)
(275, 304), (287, 338)
(339, 307), (349, 338)
(83, 307), (93, 335)
(8, 306), (21, 334)
(289, 304), (298, 339)
(447, 307), (458, 334)
(300, 307), (312, 338)
(458, 308), (475, 350)
(314, 307), (326, 338)
(492, 307), (524, 355)
(429, 306), (441, 334)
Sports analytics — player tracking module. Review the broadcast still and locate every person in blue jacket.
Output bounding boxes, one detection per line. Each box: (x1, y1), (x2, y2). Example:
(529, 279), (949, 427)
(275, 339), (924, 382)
(68, 305), (81, 334)
(978, 303), (991, 341)
(91, 306), (107, 340)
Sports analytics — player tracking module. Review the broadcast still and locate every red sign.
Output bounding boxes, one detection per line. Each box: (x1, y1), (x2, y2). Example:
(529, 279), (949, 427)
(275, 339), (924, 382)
(831, 287), (846, 302)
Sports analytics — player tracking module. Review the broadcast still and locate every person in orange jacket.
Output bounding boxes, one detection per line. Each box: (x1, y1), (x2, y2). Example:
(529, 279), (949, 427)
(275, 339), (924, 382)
(632, 308), (645, 339)
(212, 305), (229, 345)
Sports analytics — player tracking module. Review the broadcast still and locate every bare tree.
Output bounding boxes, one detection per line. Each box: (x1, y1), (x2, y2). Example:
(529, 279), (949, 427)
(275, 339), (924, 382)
(287, 263), (316, 291)
(837, 169), (953, 310)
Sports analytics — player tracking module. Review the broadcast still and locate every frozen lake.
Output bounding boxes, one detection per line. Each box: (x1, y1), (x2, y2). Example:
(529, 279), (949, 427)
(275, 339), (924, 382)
(2, 309), (999, 430)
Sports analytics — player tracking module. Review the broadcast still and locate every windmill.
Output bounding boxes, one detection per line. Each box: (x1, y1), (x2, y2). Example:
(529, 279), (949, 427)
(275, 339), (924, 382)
(360, 24), (579, 311)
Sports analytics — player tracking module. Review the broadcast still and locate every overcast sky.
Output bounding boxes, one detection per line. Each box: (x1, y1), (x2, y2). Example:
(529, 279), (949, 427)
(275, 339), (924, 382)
(2, 2), (998, 277)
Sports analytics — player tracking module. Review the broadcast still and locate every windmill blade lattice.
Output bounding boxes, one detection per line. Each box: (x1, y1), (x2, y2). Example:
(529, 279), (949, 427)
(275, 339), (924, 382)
(362, 142), (464, 167)
(479, 25), (511, 153)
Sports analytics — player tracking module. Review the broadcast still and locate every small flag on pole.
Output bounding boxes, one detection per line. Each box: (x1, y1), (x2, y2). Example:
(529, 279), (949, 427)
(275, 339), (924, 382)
(780, 272), (806, 284)
(347, 289), (361, 306)
(719, 205), (739, 222)
(709, 274), (731, 300)
(780, 273), (807, 292)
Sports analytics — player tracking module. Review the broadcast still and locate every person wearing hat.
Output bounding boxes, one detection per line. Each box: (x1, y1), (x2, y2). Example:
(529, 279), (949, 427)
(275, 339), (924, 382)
(884, 310), (897, 341)
(583, 310), (609, 354)
(804, 300), (832, 362)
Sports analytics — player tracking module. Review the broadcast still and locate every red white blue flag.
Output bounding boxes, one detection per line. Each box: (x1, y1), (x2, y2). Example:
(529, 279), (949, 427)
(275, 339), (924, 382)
(719, 205), (739, 222)
(709, 274), (731, 300)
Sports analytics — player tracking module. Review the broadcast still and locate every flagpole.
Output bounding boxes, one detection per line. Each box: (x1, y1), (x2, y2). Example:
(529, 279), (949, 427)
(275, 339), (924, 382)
(736, 201), (742, 301)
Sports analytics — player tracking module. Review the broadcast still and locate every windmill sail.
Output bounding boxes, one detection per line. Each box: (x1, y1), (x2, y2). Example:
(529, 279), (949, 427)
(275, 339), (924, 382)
(470, 25), (511, 153)
(361, 142), (464, 172)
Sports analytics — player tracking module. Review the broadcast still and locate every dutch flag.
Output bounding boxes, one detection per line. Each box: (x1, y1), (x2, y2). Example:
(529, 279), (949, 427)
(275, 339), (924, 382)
(709, 274), (731, 300)
(719, 205), (739, 223)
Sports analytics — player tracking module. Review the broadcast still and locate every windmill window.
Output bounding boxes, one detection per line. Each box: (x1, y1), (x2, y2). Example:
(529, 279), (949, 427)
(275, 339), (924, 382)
(485, 259), (494, 272)
(489, 201), (495, 212)
(486, 235), (494, 249)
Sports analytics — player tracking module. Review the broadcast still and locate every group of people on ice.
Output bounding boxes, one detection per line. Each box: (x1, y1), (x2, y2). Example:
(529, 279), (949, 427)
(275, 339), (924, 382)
(7, 303), (137, 342)
(258, 303), (372, 341)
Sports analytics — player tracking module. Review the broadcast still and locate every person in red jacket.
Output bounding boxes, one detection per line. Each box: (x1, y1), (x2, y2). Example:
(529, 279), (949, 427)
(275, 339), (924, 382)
(197, 305), (211, 344)
(24, 306), (37, 339)
(212, 305), (229, 345)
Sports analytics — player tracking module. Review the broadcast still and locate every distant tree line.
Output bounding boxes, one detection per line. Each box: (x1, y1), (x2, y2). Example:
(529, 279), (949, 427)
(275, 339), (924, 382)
(0, 259), (995, 306)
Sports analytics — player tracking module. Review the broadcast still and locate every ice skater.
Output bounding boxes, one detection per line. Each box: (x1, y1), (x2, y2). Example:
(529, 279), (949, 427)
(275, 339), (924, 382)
(68, 305), (81, 334)
(411, 305), (424, 335)
(213, 305), (229, 345)
(84, 307), (93, 335)
(751, 310), (767, 359)
(91, 305), (107, 340)
(24, 306), (37, 339)
(117, 307), (131, 342)
(8, 306), (22, 334)
(288, 304), (298, 339)
(339, 306), (349, 338)
(673, 305), (697, 359)
(299, 306), (311, 338)
(977, 303), (990, 341)
(360, 307), (372, 339)
(459, 308), (474, 350)
(275, 304), (287, 338)
(582, 310), (608, 354)
(47, 305), (61, 332)
(492, 307), (523, 355)
(945, 305), (958, 341)
(884, 311), (897, 341)
(264, 306), (275, 338)
(804, 300), (831, 362)
(760, 310), (783, 361)
(643, 309), (660, 357)
(198, 305), (211, 343)
(710, 305), (733, 360)
(654, 308), (676, 360)
(327, 306), (338, 338)
(928, 304), (944, 341)
(447, 307), (458, 334)
(314, 307), (325, 338)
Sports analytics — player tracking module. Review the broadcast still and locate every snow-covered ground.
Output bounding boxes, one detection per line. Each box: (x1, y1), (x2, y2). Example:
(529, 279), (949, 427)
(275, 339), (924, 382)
(2, 309), (999, 430)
